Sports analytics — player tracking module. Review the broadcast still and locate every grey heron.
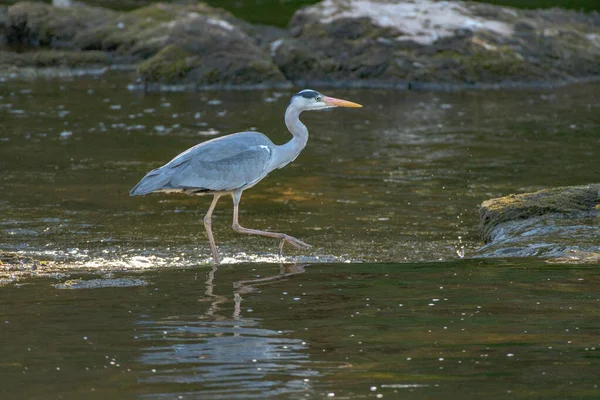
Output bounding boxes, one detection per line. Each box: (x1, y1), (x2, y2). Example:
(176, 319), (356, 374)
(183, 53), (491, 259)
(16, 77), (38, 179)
(130, 89), (362, 264)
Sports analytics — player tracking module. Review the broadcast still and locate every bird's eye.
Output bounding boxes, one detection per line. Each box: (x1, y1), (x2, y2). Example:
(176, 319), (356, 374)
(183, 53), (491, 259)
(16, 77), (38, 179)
(315, 96), (322, 102)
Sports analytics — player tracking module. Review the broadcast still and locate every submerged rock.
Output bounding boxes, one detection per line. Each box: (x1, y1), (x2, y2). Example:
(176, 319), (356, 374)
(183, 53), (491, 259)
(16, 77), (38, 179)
(1, 250), (42, 268)
(477, 184), (600, 261)
(54, 277), (148, 289)
(274, 0), (600, 87)
(0, 250), (50, 285)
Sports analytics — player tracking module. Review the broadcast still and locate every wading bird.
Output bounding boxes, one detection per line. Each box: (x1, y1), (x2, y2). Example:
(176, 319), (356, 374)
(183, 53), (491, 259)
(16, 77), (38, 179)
(130, 90), (362, 264)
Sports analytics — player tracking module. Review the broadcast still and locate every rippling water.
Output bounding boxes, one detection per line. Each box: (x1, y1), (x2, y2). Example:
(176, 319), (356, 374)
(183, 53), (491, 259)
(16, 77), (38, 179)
(1, 74), (598, 266)
(137, 319), (316, 399)
(2, 262), (600, 399)
(1, 73), (599, 399)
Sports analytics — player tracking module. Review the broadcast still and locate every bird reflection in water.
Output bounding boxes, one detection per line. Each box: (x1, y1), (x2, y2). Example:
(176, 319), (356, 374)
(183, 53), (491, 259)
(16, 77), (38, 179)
(202, 262), (306, 319)
(136, 263), (316, 399)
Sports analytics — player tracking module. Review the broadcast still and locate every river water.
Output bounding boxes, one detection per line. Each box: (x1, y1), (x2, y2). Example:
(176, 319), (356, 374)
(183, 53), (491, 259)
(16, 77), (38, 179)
(1, 74), (599, 399)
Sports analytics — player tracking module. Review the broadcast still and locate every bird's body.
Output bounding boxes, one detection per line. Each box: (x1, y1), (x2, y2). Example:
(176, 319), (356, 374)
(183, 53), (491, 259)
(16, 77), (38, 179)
(130, 132), (278, 195)
(131, 89), (361, 264)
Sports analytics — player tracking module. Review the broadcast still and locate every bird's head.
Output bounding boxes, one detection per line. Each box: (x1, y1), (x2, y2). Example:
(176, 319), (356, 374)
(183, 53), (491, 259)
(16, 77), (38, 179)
(290, 89), (362, 111)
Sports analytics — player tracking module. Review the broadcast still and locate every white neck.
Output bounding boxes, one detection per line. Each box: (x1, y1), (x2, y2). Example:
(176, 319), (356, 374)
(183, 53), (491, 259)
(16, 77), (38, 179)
(272, 104), (309, 169)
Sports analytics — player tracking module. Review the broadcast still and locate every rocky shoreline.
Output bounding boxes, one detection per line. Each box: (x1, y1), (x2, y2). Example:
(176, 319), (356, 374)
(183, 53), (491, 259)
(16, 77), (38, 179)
(1, 0), (599, 89)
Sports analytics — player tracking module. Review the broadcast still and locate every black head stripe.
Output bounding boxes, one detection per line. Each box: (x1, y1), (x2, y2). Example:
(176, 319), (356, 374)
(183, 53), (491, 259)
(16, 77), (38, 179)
(295, 89), (320, 99)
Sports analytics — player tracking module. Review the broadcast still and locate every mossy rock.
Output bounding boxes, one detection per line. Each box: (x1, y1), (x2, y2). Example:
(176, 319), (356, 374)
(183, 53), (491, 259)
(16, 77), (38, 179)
(73, 3), (254, 56)
(136, 9), (287, 86)
(278, 0), (600, 86)
(272, 38), (319, 81)
(479, 184), (600, 243)
(55, 277), (148, 289)
(4, 1), (115, 50)
(0, 6), (7, 46)
(2, 1), (288, 86)
(0, 49), (108, 66)
(72, 4), (172, 55)
(137, 44), (195, 83)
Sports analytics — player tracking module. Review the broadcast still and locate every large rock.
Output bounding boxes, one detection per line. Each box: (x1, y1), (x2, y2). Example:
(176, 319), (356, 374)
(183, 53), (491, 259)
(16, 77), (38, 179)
(477, 184), (600, 261)
(0, 6), (7, 48)
(2, 0), (600, 88)
(130, 5), (288, 87)
(274, 0), (600, 87)
(0, 2), (288, 87)
(0, 2), (116, 68)
(3, 1), (114, 50)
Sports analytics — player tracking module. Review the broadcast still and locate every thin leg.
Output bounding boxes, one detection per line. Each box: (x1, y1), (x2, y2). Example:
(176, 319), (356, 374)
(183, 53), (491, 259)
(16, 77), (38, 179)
(231, 191), (311, 257)
(204, 194), (222, 264)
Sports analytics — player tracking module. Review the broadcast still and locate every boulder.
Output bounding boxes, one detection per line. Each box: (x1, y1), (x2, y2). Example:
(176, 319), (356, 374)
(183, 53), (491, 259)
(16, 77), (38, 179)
(274, 0), (600, 87)
(70, 3), (288, 86)
(0, 49), (108, 68)
(0, 2), (288, 87)
(2, 0), (600, 88)
(0, 6), (7, 47)
(0, 1), (115, 68)
(477, 184), (600, 261)
(132, 6), (288, 87)
(3, 1), (115, 51)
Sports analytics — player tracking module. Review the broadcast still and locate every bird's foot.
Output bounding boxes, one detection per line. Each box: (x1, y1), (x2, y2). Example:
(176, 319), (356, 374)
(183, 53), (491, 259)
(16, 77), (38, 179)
(278, 234), (311, 257)
(209, 247), (220, 264)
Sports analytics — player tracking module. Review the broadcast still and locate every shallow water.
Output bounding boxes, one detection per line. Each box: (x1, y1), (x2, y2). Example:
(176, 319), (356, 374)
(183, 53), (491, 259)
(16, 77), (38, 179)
(1, 74), (599, 267)
(2, 261), (600, 399)
(1, 74), (600, 398)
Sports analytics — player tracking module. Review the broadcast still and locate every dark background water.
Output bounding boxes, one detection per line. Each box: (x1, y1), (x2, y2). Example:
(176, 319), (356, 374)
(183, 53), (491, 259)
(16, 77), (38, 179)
(2, 261), (600, 399)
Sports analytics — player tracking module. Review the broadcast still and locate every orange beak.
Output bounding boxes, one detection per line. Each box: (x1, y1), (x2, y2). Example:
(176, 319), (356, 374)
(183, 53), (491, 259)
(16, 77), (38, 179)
(322, 95), (362, 108)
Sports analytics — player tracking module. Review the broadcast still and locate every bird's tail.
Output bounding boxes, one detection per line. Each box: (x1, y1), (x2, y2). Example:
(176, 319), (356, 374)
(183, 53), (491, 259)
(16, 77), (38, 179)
(130, 168), (171, 196)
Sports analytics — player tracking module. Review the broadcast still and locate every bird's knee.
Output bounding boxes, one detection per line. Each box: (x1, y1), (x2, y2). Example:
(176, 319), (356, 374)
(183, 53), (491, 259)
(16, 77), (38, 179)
(232, 222), (242, 232)
(203, 215), (212, 227)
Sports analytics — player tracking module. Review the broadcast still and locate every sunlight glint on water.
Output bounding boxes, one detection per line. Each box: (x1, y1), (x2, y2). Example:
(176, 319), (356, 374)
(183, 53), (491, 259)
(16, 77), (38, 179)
(1, 75), (599, 264)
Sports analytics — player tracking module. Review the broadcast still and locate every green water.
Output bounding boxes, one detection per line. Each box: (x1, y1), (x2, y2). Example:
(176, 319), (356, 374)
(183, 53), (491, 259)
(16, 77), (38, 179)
(0, 74), (599, 398)
(2, 261), (600, 399)
(1, 74), (599, 266)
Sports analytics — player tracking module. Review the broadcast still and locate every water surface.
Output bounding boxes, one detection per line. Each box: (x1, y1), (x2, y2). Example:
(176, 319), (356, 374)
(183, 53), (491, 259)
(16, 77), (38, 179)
(1, 74), (598, 267)
(2, 261), (600, 399)
(1, 76), (600, 398)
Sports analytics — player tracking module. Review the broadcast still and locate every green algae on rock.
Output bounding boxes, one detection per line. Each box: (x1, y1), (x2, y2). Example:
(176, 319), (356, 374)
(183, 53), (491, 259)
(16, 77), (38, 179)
(2, 1), (115, 50)
(54, 277), (148, 289)
(1, 1), (287, 87)
(2, 0), (600, 88)
(480, 184), (600, 242)
(134, 7), (287, 87)
(0, 49), (109, 67)
(274, 0), (600, 87)
(477, 185), (600, 261)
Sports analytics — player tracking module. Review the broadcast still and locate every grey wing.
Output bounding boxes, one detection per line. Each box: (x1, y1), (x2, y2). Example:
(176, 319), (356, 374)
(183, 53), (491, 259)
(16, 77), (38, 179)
(130, 132), (275, 195)
(169, 145), (273, 191)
